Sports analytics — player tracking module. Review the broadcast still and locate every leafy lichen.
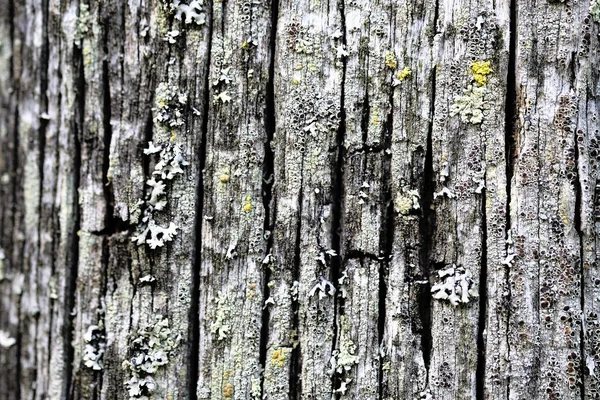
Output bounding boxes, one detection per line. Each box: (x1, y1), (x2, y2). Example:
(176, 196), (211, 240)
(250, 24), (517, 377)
(162, 0), (206, 25)
(431, 265), (477, 306)
(450, 84), (485, 124)
(83, 323), (106, 371)
(132, 141), (188, 249)
(75, 4), (90, 43)
(385, 51), (397, 69)
(397, 66), (412, 81)
(122, 317), (179, 399)
(0, 330), (16, 349)
(210, 292), (231, 341)
(591, 0), (600, 22)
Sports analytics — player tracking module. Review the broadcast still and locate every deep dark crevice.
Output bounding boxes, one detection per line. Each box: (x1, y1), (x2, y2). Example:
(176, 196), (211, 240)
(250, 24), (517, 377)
(476, 182), (488, 400)
(574, 105), (585, 400)
(329, 1), (347, 397)
(64, 38), (84, 400)
(503, 0), (517, 395)
(377, 91), (395, 400)
(142, 112), (154, 182)
(258, 0), (279, 396)
(99, 11), (130, 236)
(289, 179), (304, 400)
(38, 0), (51, 393)
(9, 0), (20, 389)
(97, 235), (110, 398)
(347, 143), (385, 155)
(188, 2), (214, 398)
(344, 249), (380, 262)
(418, 66), (437, 377)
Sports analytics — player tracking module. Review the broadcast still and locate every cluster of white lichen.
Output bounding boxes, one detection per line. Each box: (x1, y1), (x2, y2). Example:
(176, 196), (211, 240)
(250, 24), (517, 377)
(154, 83), (188, 128)
(450, 84), (485, 124)
(431, 265), (477, 306)
(162, 0), (206, 25)
(75, 3), (90, 42)
(0, 330), (16, 349)
(83, 324), (106, 371)
(209, 292), (231, 341)
(132, 141), (188, 249)
(123, 317), (179, 399)
(327, 316), (359, 396)
(591, 0), (600, 22)
(308, 277), (336, 300)
(419, 388), (435, 399)
(394, 188), (420, 215)
(451, 61), (492, 124)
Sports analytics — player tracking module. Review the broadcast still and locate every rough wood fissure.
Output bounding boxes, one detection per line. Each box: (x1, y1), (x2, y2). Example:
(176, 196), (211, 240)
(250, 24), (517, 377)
(1, 0), (599, 399)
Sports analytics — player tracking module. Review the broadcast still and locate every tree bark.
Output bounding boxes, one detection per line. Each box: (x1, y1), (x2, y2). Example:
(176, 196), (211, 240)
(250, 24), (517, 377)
(0, 0), (598, 399)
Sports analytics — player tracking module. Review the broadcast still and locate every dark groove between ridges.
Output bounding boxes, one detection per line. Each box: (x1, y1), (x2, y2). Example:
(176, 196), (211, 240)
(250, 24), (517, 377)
(503, 0), (518, 395)
(258, 0), (279, 396)
(189, 0), (214, 398)
(572, 77), (585, 400)
(8, 0), (22, 397)
(329, 0), (347, 398)
(377, 81), (395, 400)
(476, 171), (488, 400)
(38, 0), (51, 395)
(418, 65), (437, 380)
(65, 30), (84, 400)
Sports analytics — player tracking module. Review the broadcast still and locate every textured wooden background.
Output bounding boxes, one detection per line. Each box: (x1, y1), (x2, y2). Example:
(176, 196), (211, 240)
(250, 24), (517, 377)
(0, 0), (599, 399)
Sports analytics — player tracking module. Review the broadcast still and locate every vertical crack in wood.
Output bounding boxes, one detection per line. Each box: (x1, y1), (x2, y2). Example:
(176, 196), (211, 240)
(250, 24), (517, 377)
(99, 9), (125, 236)
(65, 32), (84, 400)
(259, 0), (279, 395)
(36, 0), (52, 394)
(503, 0), (517, 394)
(330, 2), (347, 397)
(574, 100), (585, 400)
(289, 178), (304, 400)
(37, 0), (50, 386)
(377, 75), (395, 400)
(477, 169), (488, 400)
(419, 65), (437, 379)
(189, 1), (214, 397)
(8, 0), (22, 395)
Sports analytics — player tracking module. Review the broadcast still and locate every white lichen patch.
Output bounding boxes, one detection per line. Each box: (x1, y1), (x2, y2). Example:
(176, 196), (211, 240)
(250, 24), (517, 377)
(0, 330), (16, 349)
(153, 83), (188, 128)
(210, 292), (231, 341)
(308, 277), (336, 299)
(173, 0), (206, 25)
(75, 3), (90, 42)
(419, 388), (435, 399)
(394, 188), (420, 215)
(431, 265), (477, 306)
(450, 84), (485, 124)
(591, 0), (600, 22)
(122, 317), (179, 399)
(132, 141), (188, 249)
(328, 318), (359, 376)
(83, 324), (106, 370)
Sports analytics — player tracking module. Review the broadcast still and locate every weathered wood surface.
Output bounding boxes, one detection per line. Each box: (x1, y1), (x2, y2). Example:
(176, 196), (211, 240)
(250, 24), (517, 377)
(0, 0), (599, 399)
